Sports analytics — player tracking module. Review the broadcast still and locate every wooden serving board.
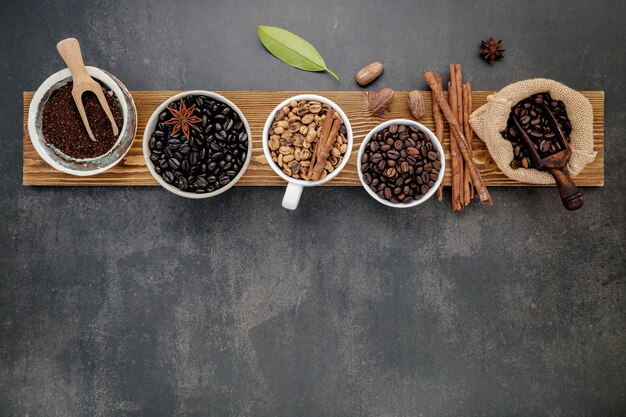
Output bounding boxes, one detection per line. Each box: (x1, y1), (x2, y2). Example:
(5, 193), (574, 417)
(22, 91), (604, 186)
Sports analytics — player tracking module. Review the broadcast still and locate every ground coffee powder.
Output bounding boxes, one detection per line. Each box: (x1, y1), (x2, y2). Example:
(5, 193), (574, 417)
(41, 83), (123, 159)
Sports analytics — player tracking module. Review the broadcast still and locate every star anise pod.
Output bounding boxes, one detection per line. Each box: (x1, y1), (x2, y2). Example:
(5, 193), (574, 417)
(163, 98), (203, 140)
(480, 37), (505, 64)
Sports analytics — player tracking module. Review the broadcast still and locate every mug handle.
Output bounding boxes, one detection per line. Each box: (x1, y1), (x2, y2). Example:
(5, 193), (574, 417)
(282, 183), (303, 210)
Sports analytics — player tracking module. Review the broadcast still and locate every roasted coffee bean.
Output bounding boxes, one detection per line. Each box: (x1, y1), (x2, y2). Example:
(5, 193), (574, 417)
(163, 171), (174, 183)
(148, 95), (248, 193)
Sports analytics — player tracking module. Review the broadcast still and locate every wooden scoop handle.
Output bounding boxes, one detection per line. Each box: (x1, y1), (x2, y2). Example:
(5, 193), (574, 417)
(550, 168), (584, 210)
(56, 38), (91, 84)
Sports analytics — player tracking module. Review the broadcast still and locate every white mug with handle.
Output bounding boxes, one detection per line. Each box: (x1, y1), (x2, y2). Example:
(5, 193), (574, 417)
(262, 94), (353, 210)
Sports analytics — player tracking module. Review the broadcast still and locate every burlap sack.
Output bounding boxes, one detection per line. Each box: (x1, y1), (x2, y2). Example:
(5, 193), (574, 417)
(469, 78), (596, 184)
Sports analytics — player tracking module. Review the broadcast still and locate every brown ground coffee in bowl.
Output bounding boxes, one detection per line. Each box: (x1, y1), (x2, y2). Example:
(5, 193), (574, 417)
(41, 83), (123, 159)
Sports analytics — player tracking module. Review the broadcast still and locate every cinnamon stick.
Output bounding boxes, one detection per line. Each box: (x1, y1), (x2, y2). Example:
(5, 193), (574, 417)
(468, 85), (475, 201)
(307, 108), (335, 179)
(311, 118), (341, 180)
(432, 73), (445, 202)
(448, 66), (463, 211)
(424, 71), (493, 206)
(462, 82), (473, 205)
(454, 64), (464, 207)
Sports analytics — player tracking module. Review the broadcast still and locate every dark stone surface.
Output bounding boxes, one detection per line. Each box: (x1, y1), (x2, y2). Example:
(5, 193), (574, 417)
(1, 0), (624, 416)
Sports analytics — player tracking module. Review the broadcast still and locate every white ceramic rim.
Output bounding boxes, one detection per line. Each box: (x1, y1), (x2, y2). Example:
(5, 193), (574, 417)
(27, 66), (135, 176)
(142, 90), (252, 199)
(357, 119), (446, 208)
(262, 94), (353, 186)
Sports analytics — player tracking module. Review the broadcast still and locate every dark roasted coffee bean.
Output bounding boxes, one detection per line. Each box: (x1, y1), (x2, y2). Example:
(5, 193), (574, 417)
(168, 158), (181, 170)
(179, 143), (191, 154)
(168, 139), (182, 149)
(371, 153), (383, 163)
(163, 171), (174, 183)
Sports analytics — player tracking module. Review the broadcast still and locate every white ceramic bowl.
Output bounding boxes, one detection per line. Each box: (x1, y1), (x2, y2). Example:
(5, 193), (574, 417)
(262, 94), (353, 210)
(27, 66), (137, 176)
(357, 119), (445, 208)
(143, 90), (252, 198)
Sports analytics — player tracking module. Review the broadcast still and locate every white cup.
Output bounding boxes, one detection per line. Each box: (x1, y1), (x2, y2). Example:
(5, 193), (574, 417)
(357, 119), (445, 208)
(262, 94), (353, 210)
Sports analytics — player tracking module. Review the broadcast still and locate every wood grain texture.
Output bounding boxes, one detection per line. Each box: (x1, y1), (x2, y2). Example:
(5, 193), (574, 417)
(23, 90), (604, 186)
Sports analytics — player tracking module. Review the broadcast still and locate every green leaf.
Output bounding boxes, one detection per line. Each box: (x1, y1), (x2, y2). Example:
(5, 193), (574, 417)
(257, 25), (339, 80)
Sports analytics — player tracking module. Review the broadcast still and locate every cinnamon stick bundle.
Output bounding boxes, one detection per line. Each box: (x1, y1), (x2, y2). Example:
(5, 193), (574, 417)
(424, 71), (493, 206)
(432, 74), (445, 202)
(448, 65), (463, 211)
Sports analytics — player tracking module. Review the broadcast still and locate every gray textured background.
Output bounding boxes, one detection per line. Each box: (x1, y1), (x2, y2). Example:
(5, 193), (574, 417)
(1, 0), (625, 416)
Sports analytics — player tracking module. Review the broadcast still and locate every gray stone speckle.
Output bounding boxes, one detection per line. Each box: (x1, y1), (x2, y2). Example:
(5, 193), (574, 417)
(1, 0), (625, 416)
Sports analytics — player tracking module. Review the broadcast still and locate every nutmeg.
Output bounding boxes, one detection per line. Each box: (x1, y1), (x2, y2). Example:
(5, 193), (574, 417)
(355, 61), (384, 86)
(367, 88), (394, 116)
(407, 90), (426, 120)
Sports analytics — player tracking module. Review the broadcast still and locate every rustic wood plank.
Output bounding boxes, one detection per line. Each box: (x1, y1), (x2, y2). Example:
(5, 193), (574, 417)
(23, 90), (604, 186)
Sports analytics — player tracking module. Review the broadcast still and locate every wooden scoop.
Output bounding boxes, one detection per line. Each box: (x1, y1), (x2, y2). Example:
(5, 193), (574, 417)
(513, 104), (583, 210)
(56, 38), (119, 142)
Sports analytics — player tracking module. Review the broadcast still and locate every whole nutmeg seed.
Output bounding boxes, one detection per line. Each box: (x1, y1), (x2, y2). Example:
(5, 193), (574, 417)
(407, 90), (426, 120)
(355, 61), (384, 86)
(367, 88), (394, 116)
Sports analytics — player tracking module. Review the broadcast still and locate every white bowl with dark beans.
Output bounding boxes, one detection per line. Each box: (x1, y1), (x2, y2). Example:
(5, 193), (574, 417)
(358, 119), (445, 208)
(143, 91), (252, 198)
